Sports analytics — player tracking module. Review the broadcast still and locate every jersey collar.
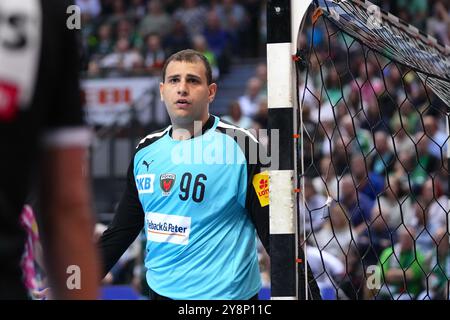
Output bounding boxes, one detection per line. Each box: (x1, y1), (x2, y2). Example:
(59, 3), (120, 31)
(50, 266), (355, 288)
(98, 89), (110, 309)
(168, 114), (216, 139)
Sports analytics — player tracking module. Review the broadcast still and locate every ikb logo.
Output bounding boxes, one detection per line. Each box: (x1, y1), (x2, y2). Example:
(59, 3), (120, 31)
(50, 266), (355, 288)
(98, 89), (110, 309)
(136, 174), (155, 194)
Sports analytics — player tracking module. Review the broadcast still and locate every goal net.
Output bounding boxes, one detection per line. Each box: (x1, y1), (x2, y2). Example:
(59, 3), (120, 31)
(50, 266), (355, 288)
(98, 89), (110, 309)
(296, 0), (450, 300)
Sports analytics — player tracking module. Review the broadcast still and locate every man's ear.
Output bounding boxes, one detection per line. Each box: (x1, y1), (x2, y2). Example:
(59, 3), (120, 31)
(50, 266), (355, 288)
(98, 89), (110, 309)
(159, 82), (164, 102)
(208, 83), (217, 103)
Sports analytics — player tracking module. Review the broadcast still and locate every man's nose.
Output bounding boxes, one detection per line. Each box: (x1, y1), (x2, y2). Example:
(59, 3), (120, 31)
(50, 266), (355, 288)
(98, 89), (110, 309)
(177, 80), (188, 95)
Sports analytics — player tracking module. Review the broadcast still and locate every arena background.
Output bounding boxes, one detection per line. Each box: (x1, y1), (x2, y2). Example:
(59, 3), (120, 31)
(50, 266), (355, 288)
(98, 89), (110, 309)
(73, 0), (449, 300)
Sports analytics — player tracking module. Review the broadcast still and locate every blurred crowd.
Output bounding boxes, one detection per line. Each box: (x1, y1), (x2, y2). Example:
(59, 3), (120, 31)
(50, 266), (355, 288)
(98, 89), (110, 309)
(76, 0), (265, 79)
(298, 0), (450, 300)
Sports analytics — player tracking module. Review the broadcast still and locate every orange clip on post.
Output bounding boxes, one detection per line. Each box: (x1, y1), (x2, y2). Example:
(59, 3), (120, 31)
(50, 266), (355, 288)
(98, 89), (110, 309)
(312, 7), (323, 24)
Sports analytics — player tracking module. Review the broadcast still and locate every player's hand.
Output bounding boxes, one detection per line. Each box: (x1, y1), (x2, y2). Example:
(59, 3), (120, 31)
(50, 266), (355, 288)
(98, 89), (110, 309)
(32, 287), (52, 300)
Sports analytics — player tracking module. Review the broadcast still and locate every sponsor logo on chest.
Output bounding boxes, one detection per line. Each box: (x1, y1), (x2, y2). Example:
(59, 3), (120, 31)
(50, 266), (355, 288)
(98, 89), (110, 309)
(136, 174), (155, 194)
(146, 212), (191, 245)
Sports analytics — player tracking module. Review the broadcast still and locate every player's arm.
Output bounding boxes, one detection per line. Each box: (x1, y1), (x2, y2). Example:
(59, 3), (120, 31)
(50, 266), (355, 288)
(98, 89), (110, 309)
(37, 0), (100, 299)
(98, 161), (145, 278)
(244, 139), (270, 255)
(39, 145), (100, 299)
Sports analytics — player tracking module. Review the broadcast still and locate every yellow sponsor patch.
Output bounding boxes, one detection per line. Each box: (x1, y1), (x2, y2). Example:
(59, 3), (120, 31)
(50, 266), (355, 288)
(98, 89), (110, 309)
(253, 171), (269, 207)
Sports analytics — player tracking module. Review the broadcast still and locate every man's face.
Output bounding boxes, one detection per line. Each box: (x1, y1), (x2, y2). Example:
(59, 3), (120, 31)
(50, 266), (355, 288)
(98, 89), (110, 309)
(160, 60), (216, 126)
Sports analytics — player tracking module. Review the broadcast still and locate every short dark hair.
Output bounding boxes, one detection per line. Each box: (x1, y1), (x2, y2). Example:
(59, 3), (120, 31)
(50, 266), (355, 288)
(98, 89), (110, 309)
(162, 49), (213, 85)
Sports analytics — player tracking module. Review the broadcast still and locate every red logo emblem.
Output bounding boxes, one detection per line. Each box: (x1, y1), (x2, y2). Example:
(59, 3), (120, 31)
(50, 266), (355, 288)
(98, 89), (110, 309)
(0, 81), (19, 121)
(160, 173), (176, 196)
(259, 179), (268, 190)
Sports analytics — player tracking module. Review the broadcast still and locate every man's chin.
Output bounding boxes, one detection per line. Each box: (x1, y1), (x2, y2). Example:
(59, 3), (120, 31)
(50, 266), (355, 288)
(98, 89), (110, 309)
(170, 112), (195, 125)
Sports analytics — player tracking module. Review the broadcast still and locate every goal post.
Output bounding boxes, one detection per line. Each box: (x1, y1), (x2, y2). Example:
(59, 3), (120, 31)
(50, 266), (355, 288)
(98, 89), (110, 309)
(267, 0), (316, 300)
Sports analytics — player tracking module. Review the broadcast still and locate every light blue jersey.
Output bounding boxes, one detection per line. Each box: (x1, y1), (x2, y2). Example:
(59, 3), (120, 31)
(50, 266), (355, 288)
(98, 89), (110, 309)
(131, 115), (266, 299)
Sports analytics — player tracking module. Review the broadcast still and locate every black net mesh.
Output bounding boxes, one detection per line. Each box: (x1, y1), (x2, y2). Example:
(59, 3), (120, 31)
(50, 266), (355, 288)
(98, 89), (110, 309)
(296, 0), (450, 300)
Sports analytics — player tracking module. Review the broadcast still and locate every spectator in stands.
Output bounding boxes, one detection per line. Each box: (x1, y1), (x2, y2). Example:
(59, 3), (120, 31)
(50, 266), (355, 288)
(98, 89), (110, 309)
(79, 12), (97, 69)
(100, 38), (143, 72)
(215, 0), (246, 31)
(312, 156), (339, 201)
(305, 245), (345, 300)
(410, 132), (440, 193)
(138, 0), (173, 39)
(391, 100), (420, 139)
(163, 19), (192, 56)
(127, 0), (147, 21)
(313, 201), (356, 263)
(87, 60), (101, 77)
(252, 98), (268, 130)
(143, 33), (166, 73)
(203, 10), (232, 75)
(116, 18), (143, 50)
(255, 63), (268, 98)
(214, 0), (247, 54)
(353, 61), (383, 108)
(357, 210), (393, 268)
(341, 114), (372, 158)
(370, 131), (396, 176)
(391, 119), (416, 157)
(91, 23), (115, 60)
(339, 174), (374, 231)
(329, 134), (349, 176)
(382, 66), (403, 118)
(324, 70), (342, 106)
(423, 114), (447, 159)
(350, 155), (384, 202)
(173, 0), (208, 37)
(298, 178), (328, 235)
(238, 77), (263, 118)
(425, 179), (449, 233)
(192, 35), (220, 81)
(417, 228), (450, 300)
(412, 178), (447, 254)
(338, 245), (366, 300)
(377, 226), (427, 300)
(107, 0), (130, 25)
(412, 201), (438, 258)
(222, 101), (253, 129)
(375, 176), (415, 232)
(396, 0), (429, 29)
(360, 101), (390, 133)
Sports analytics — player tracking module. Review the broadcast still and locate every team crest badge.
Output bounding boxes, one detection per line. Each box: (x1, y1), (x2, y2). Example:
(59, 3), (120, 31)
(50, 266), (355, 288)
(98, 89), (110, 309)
(160, 173), (176, 196)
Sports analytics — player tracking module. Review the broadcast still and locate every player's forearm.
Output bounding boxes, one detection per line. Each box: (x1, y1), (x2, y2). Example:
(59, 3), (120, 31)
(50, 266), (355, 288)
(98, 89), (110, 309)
(39, 147), (100, 299)
(42, 200), (100, 299)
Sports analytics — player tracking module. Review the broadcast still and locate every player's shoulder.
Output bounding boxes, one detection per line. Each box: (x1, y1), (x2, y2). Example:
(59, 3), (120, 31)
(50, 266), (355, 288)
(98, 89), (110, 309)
(136, 125), (171, 152)
(215, 117), (259, 145)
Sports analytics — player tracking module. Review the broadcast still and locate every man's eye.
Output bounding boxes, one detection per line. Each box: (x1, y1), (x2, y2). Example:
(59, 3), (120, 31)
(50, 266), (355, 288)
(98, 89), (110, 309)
(169, 78), (179, 83)
(188, 78), (199, 83)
